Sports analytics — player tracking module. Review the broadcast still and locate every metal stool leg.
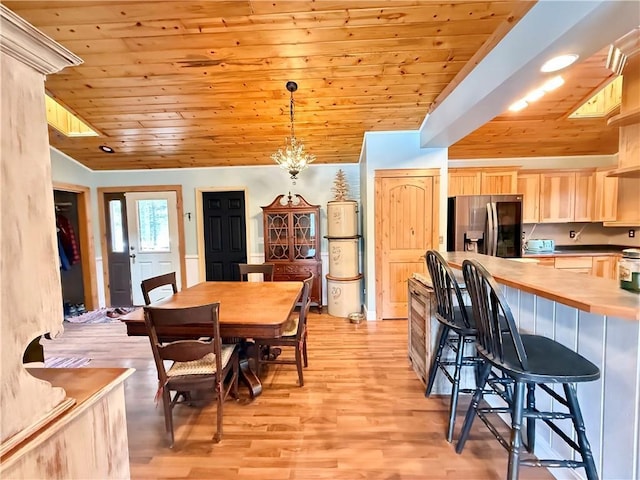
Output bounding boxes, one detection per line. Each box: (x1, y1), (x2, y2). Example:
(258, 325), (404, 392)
(425, 324), (449, 397)
(526, 383), (536, 453)
(564, 383), (599, 480)
(456, 362), (491, 454)
(507, 381), (526, 480)
(446, 333), (466, 442)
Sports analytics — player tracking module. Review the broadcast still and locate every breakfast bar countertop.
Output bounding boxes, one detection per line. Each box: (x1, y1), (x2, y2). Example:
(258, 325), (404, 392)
(523, 244), (633, 257)
(440, 252), (640, 321)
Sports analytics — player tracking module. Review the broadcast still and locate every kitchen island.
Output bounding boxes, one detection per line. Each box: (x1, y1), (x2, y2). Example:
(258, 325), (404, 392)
(440, 252), (639, 480)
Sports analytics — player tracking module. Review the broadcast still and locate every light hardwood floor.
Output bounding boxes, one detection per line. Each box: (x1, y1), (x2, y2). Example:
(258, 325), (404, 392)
(41, 313), (552, 480)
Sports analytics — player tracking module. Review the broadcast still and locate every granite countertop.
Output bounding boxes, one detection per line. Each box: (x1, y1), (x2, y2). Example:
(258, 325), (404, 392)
(523, 244), (634, 257)
(440, 252), (640, 321)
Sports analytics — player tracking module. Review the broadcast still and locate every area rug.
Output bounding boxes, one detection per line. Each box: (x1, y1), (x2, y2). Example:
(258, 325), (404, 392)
(65, 308), (132, 324)
(44, 357), (91, 368)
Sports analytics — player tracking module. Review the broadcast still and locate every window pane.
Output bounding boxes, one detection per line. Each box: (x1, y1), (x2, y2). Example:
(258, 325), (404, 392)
(109, 200), (124, 252)
(137, 199), (170, 252)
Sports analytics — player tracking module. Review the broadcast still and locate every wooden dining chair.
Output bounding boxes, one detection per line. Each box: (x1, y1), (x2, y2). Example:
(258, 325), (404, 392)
(238, 263), (274, 282)
(143, 302), (239, 447)
(141, 272), (178, 305)
(253, 273), (313, 386)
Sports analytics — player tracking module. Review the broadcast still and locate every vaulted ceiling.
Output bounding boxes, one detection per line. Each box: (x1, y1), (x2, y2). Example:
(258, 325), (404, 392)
(3, 1), (625, 170)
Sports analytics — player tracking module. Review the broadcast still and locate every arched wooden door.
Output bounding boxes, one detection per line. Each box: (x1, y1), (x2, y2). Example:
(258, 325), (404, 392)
(374, 169), (440, 319)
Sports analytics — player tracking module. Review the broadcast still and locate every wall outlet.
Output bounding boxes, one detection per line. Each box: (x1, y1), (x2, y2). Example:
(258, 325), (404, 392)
(569, 230), (576, 239)
(630, 229), (636, 238)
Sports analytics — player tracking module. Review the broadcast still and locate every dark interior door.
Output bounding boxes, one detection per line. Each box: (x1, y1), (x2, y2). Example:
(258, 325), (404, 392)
(104, 192), (133, 306)
(203, 191), (247, 281)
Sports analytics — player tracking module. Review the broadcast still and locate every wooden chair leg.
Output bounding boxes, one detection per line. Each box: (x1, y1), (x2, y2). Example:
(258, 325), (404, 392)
(456, 362), (491, 454)
(214, 381), (223, 443)
(564, 383), (599, 480)
(425, 324), (449, 397)
(302, 337), (308, 367)
(526, 383), (536, 454)
(232, 358), (240, 399)
(162, 388), (174, 448)
(295, 347), (304, 387)
(507, 381), (526, 480)
(446, 334), (466, 443)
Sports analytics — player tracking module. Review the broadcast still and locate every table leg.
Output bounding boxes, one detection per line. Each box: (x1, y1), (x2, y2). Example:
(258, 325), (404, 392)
(238, 340), (262, 398)
(239, 358), (262, 398)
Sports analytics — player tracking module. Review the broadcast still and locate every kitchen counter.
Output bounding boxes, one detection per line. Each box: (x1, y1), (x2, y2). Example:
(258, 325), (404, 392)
(523, 244), (631, 257)
(441, 252), (639, 321)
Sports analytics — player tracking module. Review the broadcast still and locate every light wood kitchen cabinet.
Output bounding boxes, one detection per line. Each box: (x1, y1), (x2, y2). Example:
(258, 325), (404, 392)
(480, 170), (518, 194)
(536, 257), (556, 268)
(448, 169), (481, 196)
(539, 171), (576, 223)
(554, 256), (593, 274)
(538, 170), (597, 223)
(517, 173), (541, 223)
(448, 167), (518, 197)
(573, 170), (596, 222)
(592, 255), (620, 280)
(594, 168), (619, 222)
(407, 277), (434, 385)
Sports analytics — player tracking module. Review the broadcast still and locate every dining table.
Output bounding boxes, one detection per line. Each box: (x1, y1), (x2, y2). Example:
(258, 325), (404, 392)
(120, 281), (303, 398)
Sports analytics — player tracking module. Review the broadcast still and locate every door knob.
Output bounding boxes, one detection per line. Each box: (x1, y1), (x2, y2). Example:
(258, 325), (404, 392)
(129, 253), (136, 264)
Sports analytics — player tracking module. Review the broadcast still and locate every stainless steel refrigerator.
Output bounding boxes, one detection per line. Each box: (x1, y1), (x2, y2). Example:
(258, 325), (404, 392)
(447, 194), (523, 258)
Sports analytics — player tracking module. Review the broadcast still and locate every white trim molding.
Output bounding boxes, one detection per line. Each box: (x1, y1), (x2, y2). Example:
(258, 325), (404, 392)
(0, 5), (82, 74)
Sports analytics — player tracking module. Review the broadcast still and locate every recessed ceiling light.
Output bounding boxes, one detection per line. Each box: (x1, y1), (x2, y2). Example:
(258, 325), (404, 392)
(541, 75), (565, 92)
(99, 145), (115, 153)
(508, 99), (528, 112)
(524, 88), (545, 103)
(540, 54), (579, 73)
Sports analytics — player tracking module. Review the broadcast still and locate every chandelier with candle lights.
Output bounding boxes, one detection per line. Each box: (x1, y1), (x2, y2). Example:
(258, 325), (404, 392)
(271, 81), (315, 182)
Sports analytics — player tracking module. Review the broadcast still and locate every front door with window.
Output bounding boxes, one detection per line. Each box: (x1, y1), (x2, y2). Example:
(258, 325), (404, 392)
(126, 191), (181, 305)
(104, 192), (132, 306)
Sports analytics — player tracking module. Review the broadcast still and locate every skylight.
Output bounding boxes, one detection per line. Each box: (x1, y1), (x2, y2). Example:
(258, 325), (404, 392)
(45, 94), (98, 137)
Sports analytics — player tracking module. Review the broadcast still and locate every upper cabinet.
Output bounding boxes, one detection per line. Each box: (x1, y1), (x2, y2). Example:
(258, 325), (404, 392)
(573, 170), (596, 222)
(448, 169), (481, 196)
(594, 168), (618, 222)
(448, 167), (518, 197)
(517, 173), (541, 223)
(480, 170), (518, 194)
(518, 169), (607, 224)
(539, 171), (577, 223)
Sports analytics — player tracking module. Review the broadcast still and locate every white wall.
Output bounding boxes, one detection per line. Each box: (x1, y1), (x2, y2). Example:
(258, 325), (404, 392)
(50, 149), (359, 306)
(360, 130), (448, 319)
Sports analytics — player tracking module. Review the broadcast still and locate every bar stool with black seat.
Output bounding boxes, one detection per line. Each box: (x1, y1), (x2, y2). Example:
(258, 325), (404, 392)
(424, 250), (483, 443)
(238, 263), (274, 282)
(456, 259), (600, 480)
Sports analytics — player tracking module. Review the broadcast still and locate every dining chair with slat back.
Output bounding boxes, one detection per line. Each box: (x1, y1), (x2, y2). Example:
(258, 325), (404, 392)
(141, 272), (178, 305)
(238, 263), (274, 282)
(143, 302), (239, 447)
(253, 273), (313, 386)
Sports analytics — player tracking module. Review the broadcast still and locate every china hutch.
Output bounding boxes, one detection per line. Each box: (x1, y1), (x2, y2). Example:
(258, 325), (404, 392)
(262, 194), (322, 309)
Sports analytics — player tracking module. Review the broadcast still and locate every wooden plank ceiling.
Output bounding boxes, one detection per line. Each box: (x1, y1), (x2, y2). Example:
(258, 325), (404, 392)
(5, 1), (618, 170)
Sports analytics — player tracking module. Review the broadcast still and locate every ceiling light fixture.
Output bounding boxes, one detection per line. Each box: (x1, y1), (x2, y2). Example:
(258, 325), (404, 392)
(541, 75), (565, 92)
(508, 99), (529, 112)
(524, 88), (545, 103)
(271, 81), (315, 183)
(99, 145), (114, 153)
(540, 54), (579, 73)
